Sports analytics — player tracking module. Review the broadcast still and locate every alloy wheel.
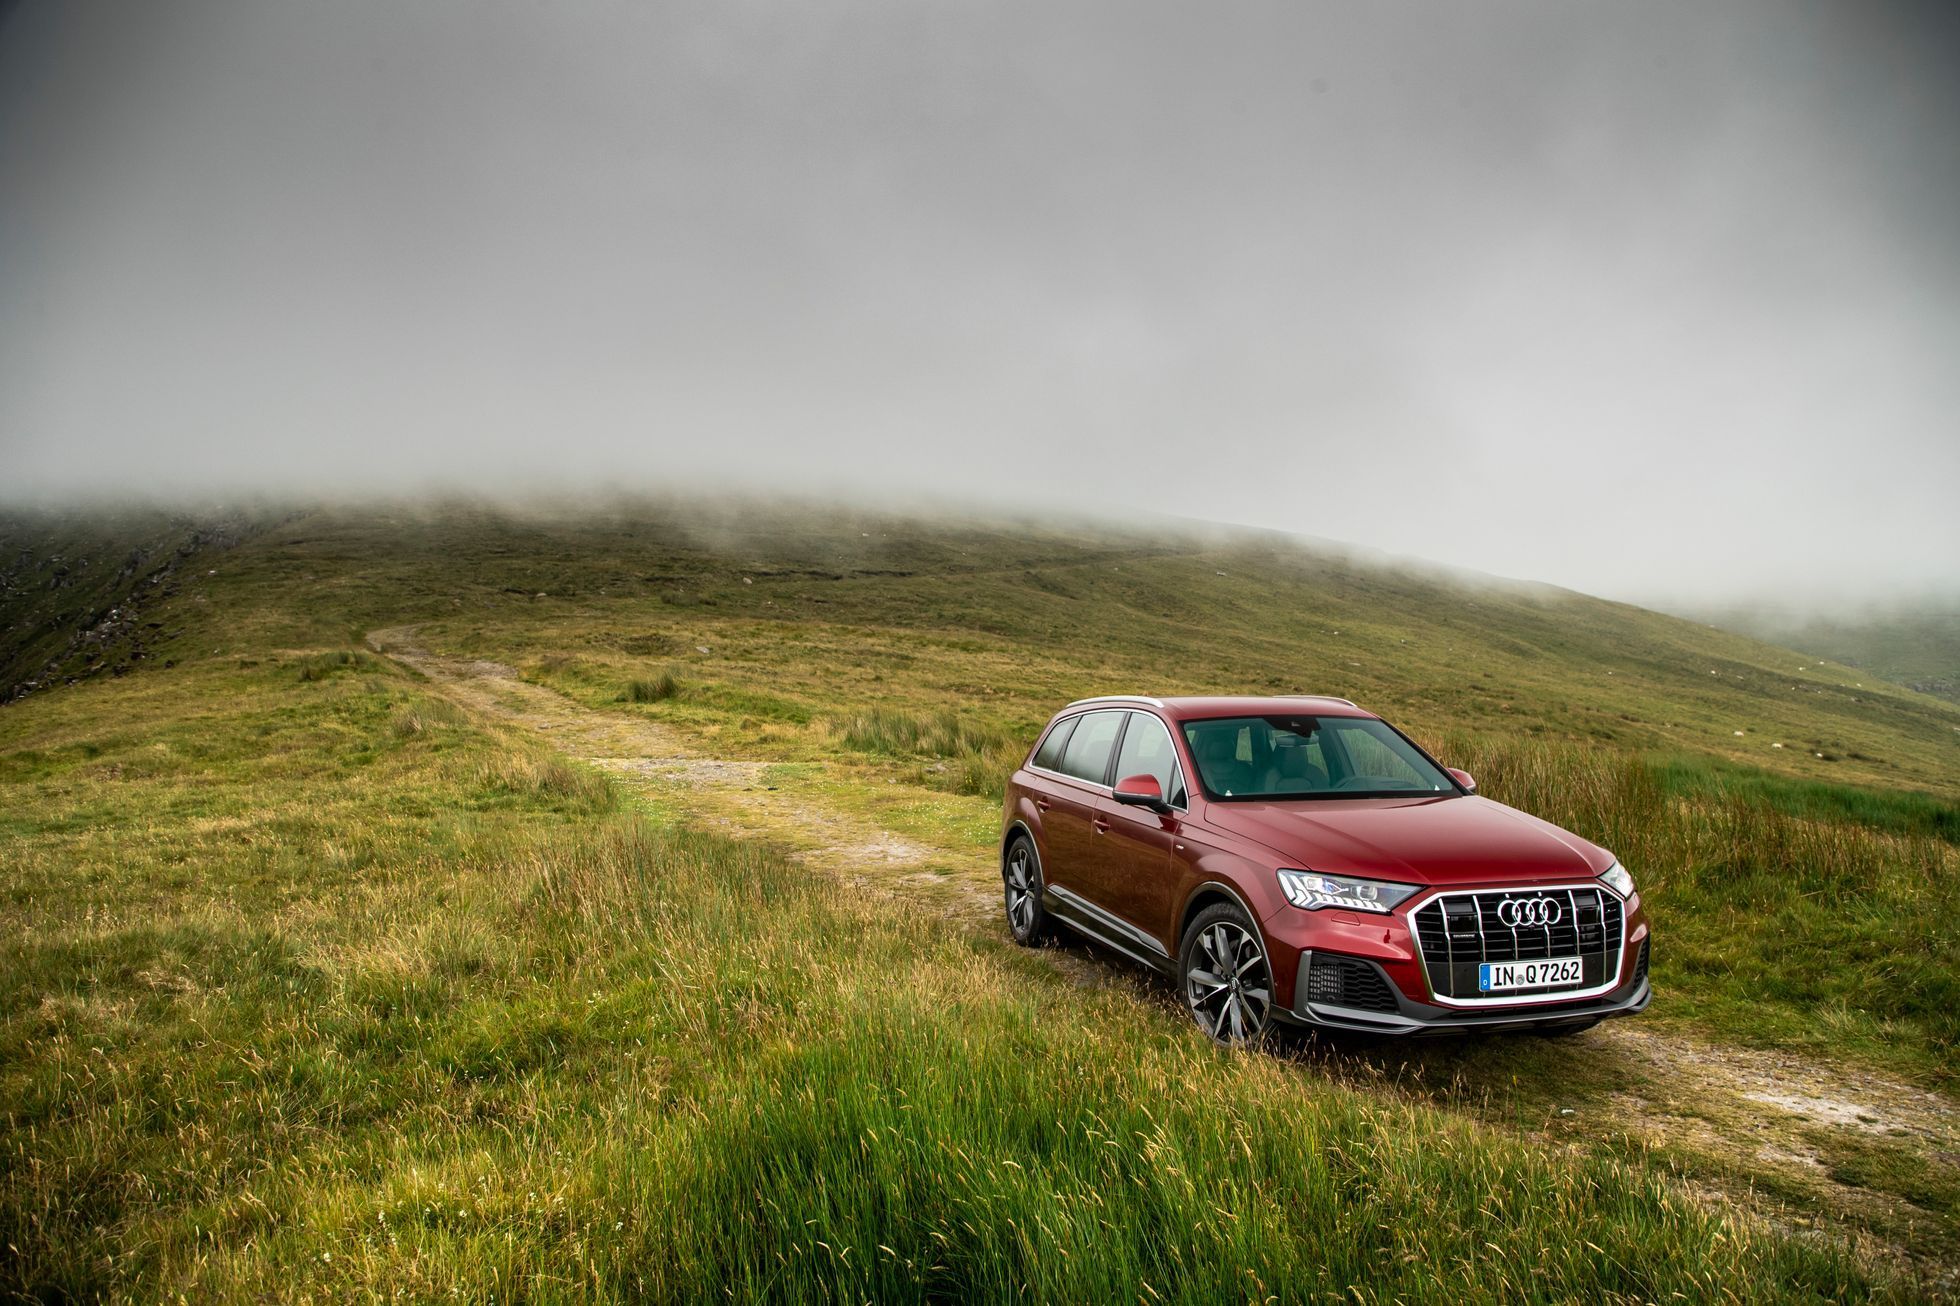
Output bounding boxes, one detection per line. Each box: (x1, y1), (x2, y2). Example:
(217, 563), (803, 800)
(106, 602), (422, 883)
(1004, 842), (1038, 938)
(1185, 920), (1272, 1043)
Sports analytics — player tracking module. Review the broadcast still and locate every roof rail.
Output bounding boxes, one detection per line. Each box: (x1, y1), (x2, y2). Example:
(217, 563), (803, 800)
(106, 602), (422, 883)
(1061, 694), (1165, 710)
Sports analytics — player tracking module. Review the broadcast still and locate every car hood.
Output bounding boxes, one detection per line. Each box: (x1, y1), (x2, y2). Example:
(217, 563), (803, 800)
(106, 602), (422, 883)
(1208, 794), (1612, 887)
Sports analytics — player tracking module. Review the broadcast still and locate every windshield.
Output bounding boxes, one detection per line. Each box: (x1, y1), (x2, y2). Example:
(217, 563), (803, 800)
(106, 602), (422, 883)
(1179, 715), (1456, 800)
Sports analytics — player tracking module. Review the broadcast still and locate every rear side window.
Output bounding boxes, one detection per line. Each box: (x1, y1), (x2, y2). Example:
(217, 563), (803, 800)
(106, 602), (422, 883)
(1057, 710), (1125, 784)
(1113, 711), (1186, 807)
(1031, 716), (1078, 771)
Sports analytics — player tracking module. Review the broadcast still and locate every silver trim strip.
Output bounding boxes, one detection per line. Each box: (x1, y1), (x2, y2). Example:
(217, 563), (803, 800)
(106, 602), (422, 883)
(1404, 882), (1629, 1009)
(1286, 978), (1650, 1035)
(1026, 763), (1110, 793)
(1048, 884), (1171, 957)
(1028, 710), (1190, 811)
(1062, 694), (1166, 709)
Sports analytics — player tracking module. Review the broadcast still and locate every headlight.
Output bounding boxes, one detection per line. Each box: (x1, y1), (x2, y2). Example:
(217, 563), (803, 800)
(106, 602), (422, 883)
(1277, 869), (1418, 914)
(1599, 861), (1635, 898)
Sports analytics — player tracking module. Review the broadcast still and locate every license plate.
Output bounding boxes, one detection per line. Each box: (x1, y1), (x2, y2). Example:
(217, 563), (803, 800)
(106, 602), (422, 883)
(1479, 957), (1584, 992)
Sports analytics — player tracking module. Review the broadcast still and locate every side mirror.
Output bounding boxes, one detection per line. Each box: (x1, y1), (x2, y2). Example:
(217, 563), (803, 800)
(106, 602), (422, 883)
(1446, 767), (1477, 794)
(1113, 773), (1170, 812)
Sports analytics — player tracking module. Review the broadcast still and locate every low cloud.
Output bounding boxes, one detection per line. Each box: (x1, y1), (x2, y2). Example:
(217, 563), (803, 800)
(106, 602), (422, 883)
(2, 0), (1956, 611)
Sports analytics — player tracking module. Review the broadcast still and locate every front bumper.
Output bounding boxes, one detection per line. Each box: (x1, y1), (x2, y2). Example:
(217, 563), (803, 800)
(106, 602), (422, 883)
(1263, 886), (1653, 1036)
(1276, 946), (1650, 1034)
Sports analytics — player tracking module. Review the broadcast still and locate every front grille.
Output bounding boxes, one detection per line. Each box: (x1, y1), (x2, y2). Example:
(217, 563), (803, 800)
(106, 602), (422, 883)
(1305, 954), (1399, 1012)
(1412, 886), (1624, 1001)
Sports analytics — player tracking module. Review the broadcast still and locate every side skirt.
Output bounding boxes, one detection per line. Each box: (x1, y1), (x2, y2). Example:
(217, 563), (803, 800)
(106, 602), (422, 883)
(1042, 885), (1176, 975)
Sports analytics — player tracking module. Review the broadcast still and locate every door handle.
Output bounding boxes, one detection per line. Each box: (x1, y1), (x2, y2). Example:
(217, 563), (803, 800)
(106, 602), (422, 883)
(1035, 798), (1051, 812)
(1092, 818), (1111, 835)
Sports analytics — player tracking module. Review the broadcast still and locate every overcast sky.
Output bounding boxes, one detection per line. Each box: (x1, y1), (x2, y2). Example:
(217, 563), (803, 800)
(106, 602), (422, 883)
(2, 1), (1956, 609)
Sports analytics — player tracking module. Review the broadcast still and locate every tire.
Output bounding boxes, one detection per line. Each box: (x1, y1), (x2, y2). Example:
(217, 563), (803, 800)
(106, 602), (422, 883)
(1002, 835), (1053, 946)
(1179, 901), (1275, 1046)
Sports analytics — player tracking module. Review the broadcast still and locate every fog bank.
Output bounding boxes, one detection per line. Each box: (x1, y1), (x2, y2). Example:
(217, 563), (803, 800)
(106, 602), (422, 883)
(3, 0), (1956, 611)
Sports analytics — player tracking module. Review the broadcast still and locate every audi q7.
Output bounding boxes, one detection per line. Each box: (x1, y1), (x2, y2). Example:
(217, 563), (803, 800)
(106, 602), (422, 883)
(1000, 696), (1652, 1042)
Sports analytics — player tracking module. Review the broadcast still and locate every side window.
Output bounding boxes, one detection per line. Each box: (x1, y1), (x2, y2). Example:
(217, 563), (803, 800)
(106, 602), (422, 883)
(1113, 712), (1185, 807)
(1057, 710), (1125, 785)
(1031, 716), (1078, 771)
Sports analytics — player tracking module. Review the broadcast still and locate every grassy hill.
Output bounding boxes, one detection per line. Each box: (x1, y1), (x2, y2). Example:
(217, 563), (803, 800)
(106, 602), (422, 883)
(1694, 602), (1960, 706)
(4, 497), (1957, 1300)
(41, 496), (1954, 795)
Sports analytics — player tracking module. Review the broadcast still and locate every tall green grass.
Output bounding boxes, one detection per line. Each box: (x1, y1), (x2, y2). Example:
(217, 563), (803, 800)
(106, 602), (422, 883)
(295, 648), (382, 681)
(470, 748), (616, 812)
(830, 706), (1027, 800)
(1654, 753), (1960, 844)
(0, 661), (1904, 1299)
(622, 671), (681, 703)
(7, 813), (1887, 1300)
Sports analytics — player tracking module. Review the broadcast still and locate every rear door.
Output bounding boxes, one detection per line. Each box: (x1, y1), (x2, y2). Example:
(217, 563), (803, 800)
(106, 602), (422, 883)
(1037, 710), (1126, 897)
(1094, 710), (1187, 945)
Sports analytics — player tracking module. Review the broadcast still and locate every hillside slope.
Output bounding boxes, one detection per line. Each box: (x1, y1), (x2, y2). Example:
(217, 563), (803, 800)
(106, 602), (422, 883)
(88, 497), (1959, 799)
(1697, 603), (1960, 705)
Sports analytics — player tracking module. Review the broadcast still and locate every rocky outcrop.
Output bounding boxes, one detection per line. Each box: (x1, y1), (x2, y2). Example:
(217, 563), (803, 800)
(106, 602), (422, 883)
(0, 512), (271, 702)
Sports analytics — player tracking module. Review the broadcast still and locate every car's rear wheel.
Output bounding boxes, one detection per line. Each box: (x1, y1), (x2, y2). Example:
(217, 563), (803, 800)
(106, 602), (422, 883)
(1180, 902), (1274, 1045)
(1002, 836), (1052, 945)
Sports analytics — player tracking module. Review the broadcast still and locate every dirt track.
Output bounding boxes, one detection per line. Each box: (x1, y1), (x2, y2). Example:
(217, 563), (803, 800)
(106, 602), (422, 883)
(367, 626), (981, 907)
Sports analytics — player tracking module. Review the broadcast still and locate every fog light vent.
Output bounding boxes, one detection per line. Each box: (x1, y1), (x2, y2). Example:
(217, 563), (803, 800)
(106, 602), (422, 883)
(1306, 954), (1398, 1012)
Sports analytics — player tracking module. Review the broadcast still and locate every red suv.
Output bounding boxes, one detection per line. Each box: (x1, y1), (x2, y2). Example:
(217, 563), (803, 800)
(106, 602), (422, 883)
(1001, 696), (1651, 1042)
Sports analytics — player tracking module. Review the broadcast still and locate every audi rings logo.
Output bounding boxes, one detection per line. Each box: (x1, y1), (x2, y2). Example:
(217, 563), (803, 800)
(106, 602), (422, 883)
(1497, 896), (1563, 927)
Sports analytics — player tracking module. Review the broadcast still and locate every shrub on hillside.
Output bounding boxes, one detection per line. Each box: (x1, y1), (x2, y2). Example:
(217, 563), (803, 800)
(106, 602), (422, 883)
(296, 649), (381, 682)
(472, 752), (615, 813)
(623, 672), (681, 703)
(831, 707), (1030, 801)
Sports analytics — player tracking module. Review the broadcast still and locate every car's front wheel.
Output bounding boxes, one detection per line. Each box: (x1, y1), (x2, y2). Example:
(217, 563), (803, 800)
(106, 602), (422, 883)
(1179, 902), (1274, 1045)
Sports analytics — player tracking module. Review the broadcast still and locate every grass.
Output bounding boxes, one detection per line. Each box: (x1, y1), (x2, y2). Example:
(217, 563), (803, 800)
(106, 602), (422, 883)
(622, 671), (681, 703)
(4, 496), (1959, 1297)
(0, 658), (1898, 1300)
(1655, 752), (1960, 844)
(830, 706), (1027, 800)
(471, 749), (617, 812)
(296, 649), (383, 681)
